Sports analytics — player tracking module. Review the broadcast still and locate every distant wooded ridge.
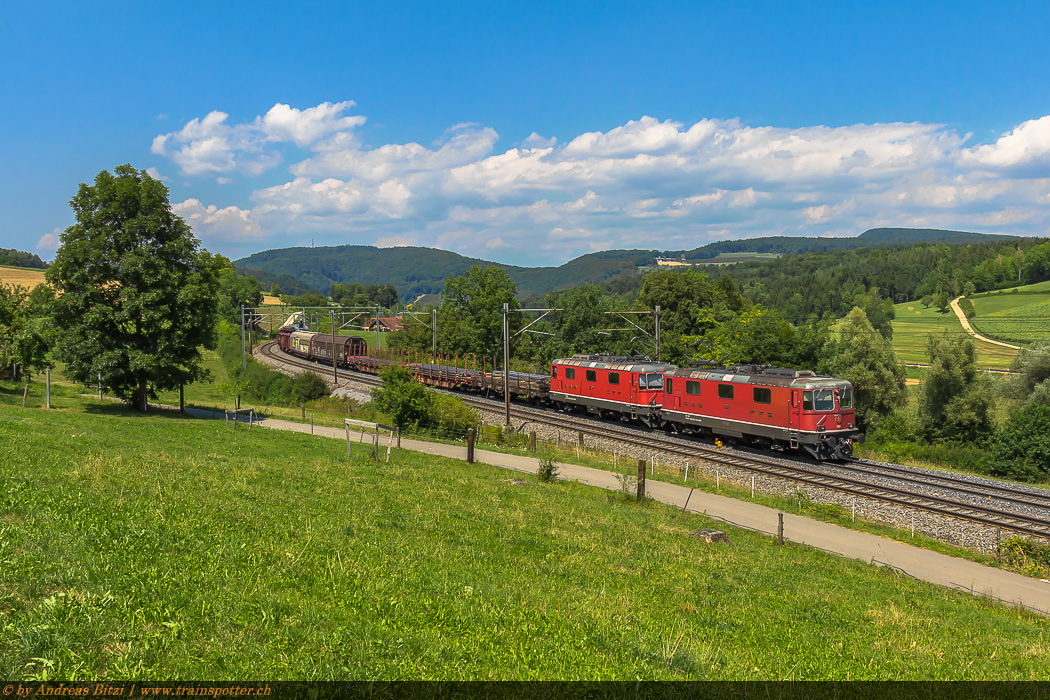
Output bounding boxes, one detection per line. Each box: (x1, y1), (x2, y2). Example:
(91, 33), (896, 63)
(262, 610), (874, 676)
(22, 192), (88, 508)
(234, 228), (1022, 299)
(0, 249), (47, 269)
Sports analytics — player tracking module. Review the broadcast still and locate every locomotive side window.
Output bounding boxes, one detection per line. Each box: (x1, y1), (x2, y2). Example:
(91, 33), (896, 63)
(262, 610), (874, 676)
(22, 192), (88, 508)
(753, 387), (772, 404)
(717, 384), (734, 399)
(840, 387), (853, 409)
(565, 368), (576, 380)
(686, 380), (701, 395)
(586, 370), (596, 382)
(815, 389), (835, 411)
(552, 366), (558, 378)
(802, 391), (813, 411)
(608, 372), (620, 385)
(645, 373), (663, 390)
(665, 378), (673, 394)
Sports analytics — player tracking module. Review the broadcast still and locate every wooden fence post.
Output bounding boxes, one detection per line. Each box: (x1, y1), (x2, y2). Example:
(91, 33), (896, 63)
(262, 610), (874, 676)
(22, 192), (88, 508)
(637, 459), (646, 501)
(529, 430), (537, 452)
(778, 513), (784, 545)
(467, 428), (475, 464)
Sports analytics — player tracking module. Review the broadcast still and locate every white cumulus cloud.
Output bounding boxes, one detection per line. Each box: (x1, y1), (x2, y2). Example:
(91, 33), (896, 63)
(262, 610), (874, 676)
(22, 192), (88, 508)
(153, 102), (1050, 263)
(36, 229), (60, 252)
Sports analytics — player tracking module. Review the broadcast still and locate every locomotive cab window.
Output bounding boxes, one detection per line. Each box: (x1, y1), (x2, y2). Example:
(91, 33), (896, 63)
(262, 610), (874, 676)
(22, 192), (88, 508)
(753, 387), (772, 404)
(585, 370), (596, 382)
(552, 366), (558, 378)
(802, 391), (813, 411)
(815, 389), (835, 411)
(608, 372), (620, 385)
(717, 384), (734, 400)
(686, 380), (701, 395)
(665, 378), (673, 394)
(840, 387), (853, 410)
(565, 368), (575, 380)
(644, 373), (663, 390)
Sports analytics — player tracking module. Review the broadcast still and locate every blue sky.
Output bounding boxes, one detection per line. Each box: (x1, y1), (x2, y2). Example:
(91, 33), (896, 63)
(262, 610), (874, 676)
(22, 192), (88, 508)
(3, 1), (1050, 266)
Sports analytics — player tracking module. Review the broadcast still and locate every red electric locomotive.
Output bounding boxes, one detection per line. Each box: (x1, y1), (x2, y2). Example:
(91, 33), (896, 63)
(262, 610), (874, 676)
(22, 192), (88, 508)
(660, 365), (863, 460)
(549, 354), (677, 426)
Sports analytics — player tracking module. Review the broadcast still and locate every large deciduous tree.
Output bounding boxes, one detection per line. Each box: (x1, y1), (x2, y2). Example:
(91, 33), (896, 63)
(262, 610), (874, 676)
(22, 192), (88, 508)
(820, 307), (907, 431)
(917, 331), (994, 442)
(47, 165), (220, 410)
(441, 265), (521, 358)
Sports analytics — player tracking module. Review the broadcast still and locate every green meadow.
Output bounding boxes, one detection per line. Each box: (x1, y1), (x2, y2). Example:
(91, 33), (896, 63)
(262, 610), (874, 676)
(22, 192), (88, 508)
(969, 286), (1050, 346)
(3, 387), (1050, 680)
(890, 300), (1018, 369)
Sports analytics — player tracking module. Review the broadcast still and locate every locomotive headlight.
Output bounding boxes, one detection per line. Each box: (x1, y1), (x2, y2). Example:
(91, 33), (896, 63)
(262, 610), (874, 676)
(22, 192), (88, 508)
(817, 425), (825, 432)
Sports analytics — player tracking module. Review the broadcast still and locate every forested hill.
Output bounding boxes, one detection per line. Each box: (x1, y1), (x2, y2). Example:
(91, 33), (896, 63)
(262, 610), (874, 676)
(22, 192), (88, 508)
(676, 228), (1019, 259)
(235, 246), (655, 299)
(0, 248), (47, 268)
(234, 228), (1022, 299)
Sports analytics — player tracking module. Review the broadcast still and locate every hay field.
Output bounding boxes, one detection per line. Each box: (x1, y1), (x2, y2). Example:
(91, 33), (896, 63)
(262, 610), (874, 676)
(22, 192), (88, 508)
(0, 265), (46, 289)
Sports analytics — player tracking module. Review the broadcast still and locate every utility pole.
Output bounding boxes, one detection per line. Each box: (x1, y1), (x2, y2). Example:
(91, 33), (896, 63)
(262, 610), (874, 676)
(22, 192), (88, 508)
(376, 303), (381, 356)
(240, 305), (246, 369)
(503, 302), (511, 427)
(331, 309), (338, 384)
(655, 305), (661, 362)
(432, 307), (437, 359)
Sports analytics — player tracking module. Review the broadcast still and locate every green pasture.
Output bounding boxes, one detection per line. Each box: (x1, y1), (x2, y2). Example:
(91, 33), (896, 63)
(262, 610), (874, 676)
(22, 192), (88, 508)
(890, 301), (1017, 369)
(970, 295), (1050, 346)
(3, 390), (1050, 679)
(972, 279), (1050, 296)
(694, 252), (781, 265)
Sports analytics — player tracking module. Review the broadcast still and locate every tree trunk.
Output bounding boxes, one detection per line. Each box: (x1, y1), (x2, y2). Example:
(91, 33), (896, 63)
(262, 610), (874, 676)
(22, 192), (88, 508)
(139, 375), (148, 412)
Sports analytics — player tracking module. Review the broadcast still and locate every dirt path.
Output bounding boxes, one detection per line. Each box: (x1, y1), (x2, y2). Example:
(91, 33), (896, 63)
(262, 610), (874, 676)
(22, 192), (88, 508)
(951, 296), (1022, 351)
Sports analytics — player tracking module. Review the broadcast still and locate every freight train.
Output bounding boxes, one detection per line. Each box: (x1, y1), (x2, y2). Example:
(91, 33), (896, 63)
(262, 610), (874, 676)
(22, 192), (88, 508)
(276, 326), (863, 460)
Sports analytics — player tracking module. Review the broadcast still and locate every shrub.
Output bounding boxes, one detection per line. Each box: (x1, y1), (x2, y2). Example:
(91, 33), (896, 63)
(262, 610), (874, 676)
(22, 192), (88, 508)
(990, 404), (1050, 482)
(371, 366), (431, 429)
(537, 450), (559, 483)
(999, 537), (1050, 577)
(291, 371), (330, 402)
(430, 392), (478, 436)
(370, 365), (478, 434)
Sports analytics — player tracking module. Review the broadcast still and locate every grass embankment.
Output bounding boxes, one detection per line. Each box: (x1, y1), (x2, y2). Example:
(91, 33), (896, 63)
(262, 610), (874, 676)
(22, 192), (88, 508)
(890, 300), (1017, 369)
(3, 391), (1050, 680)
(140, 346), (1043, 565)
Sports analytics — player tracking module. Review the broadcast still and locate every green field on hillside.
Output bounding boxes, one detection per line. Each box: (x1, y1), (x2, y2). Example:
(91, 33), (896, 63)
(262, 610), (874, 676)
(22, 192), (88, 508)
(693, 252), (781, 265)
(3, 389), (1050, 680)
(969, 292), (1050, 346)
(890, 301), (1017, 369)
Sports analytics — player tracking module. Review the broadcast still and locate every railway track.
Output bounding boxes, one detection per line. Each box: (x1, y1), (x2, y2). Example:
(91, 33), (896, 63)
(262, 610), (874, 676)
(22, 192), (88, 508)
(258, 341), (1050, 539)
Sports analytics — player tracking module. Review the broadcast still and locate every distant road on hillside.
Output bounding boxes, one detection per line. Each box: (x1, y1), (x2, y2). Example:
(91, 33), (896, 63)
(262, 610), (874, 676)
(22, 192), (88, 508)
(951, 296), (1022, 351)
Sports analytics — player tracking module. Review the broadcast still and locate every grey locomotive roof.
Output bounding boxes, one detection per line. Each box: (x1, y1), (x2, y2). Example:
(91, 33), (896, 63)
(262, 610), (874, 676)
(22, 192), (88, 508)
(289, 331), (363, 346)
(555, 354), (675, 373)
(665, 365), (850, 388)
